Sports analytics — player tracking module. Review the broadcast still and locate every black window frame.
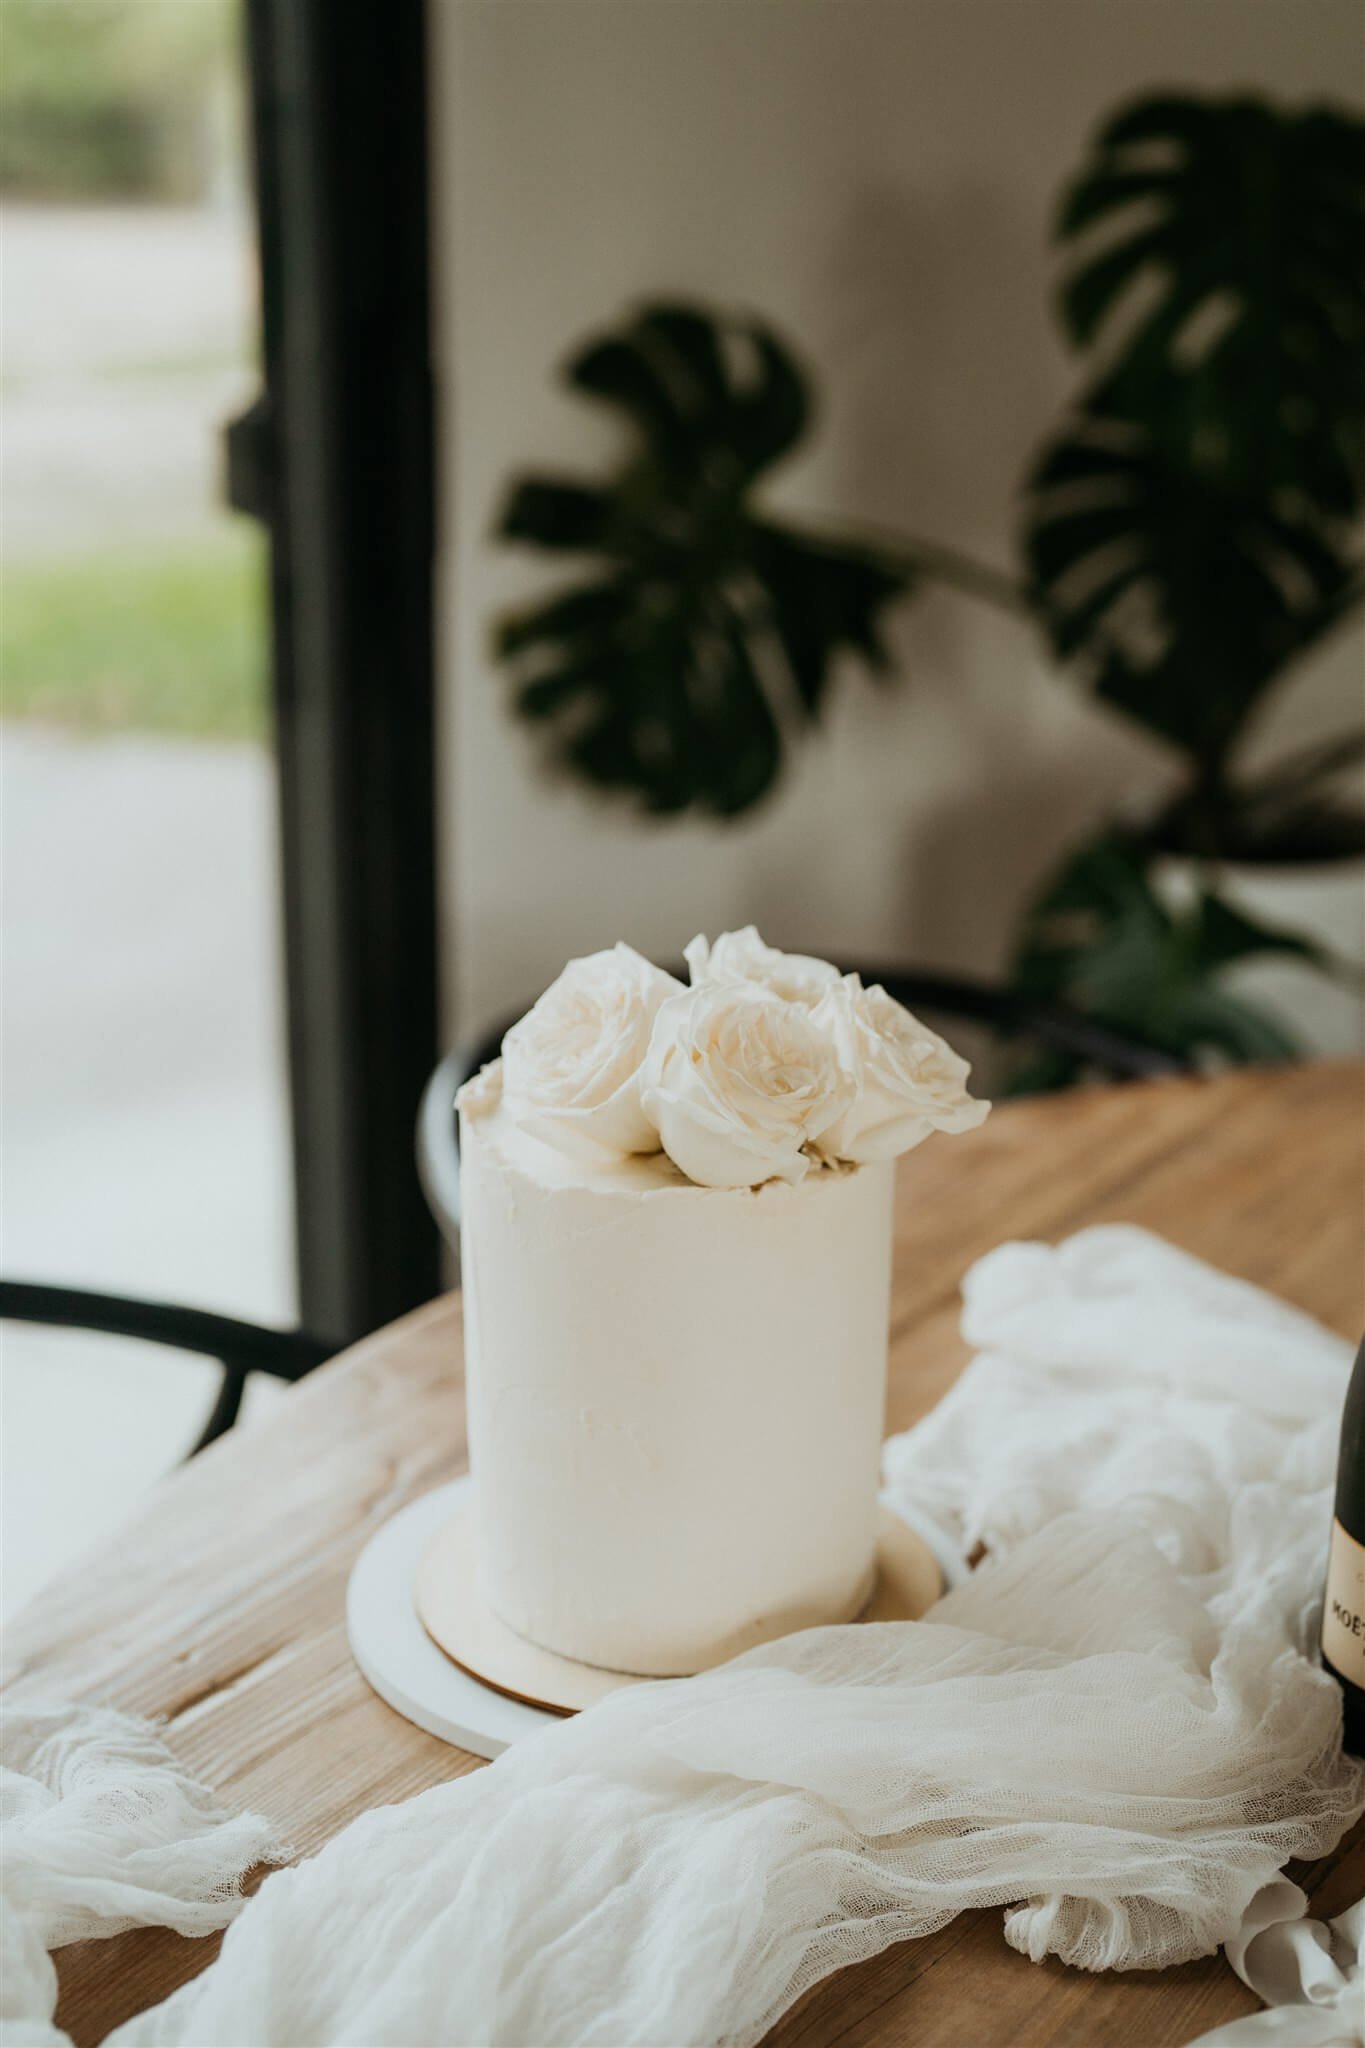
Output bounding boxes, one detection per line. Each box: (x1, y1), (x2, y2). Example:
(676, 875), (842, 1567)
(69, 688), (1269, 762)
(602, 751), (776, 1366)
(234, 0), (442, 1344)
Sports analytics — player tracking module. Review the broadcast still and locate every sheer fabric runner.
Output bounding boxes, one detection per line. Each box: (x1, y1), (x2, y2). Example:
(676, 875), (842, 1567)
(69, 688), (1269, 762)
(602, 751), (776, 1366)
(3, 1227), (1362, 2047)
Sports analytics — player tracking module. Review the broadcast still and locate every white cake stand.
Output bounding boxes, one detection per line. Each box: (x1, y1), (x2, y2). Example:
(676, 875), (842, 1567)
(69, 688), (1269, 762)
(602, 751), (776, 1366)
(347, 1474), (966, 1760)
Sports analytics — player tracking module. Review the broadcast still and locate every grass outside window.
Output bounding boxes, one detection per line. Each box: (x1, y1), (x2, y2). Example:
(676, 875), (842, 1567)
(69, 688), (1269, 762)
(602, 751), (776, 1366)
(1, 527), (267, 742)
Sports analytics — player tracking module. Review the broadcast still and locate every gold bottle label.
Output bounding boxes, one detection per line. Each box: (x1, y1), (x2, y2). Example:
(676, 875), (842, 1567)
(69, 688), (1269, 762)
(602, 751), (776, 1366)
(1323, 1519), (1365, 1684)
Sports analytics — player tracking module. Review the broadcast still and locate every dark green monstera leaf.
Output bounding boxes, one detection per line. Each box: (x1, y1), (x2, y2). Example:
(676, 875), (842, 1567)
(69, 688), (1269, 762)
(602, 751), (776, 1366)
(1148, 727), (1365, 861)
(1007, 830), (1339, 1091)
(1056, 95), (1365, 512)
(1023, 417), (1360, 765)
(494, 303), (911, 816)
(1025, 94), (1365, 797)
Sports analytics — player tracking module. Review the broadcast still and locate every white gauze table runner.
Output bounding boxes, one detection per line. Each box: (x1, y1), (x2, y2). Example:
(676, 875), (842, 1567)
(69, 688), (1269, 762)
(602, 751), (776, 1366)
(3, 1226), (1363, 2048)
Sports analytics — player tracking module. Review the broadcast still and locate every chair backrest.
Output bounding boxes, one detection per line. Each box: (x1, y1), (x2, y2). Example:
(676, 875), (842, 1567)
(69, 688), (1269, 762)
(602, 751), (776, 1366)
(417, 965), (1188, 1248)
(0, 1282), (333, 1455)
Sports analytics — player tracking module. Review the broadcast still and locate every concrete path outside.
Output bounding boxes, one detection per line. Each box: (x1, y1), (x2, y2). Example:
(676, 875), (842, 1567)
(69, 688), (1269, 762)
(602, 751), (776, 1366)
(1, 199), (295, 1619)
(1, 727), (294, 1618)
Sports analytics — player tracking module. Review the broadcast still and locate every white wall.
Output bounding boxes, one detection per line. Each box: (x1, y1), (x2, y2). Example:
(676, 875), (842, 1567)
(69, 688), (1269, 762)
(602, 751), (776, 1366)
(430, 0), (1363, 1042)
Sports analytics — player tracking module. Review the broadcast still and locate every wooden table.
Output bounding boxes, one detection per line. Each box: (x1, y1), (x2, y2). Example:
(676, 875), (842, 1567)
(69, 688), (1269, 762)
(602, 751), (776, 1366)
(7, 1062), (1364, 2048)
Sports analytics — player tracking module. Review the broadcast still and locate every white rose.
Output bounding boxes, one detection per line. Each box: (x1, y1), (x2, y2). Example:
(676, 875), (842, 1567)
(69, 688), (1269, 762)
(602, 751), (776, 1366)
(813, 976), (990, 1163)
(640, 983), (854, 1189)
(501, 943), (683, 1160)
(684, 925), (841, 1009)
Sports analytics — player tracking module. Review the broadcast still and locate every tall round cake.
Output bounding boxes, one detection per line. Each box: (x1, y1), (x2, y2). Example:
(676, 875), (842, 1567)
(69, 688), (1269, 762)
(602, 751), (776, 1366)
(456, 928), (987, 1679)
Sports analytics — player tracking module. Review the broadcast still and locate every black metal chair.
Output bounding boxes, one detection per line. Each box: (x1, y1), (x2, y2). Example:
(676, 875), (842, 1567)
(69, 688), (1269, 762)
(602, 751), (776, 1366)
(0, 1282), (334, 1456)
(418, 963), (1188, 1245)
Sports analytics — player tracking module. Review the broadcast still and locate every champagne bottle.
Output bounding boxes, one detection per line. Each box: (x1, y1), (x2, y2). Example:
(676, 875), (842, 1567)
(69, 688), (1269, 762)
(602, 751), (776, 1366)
(1322, 1338), (1365, 1754)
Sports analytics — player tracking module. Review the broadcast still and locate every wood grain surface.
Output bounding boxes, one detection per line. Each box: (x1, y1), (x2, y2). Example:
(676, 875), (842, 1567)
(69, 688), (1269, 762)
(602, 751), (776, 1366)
(5, 1062), (1363, 2048)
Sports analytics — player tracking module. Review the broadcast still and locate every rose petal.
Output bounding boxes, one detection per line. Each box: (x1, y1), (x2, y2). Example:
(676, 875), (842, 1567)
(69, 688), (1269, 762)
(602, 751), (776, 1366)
(643, 1089), (811, 1190)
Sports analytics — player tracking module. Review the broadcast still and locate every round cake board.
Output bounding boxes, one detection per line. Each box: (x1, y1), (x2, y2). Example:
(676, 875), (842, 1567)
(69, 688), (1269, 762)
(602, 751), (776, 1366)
(347, 1475), (966, 1759)
(346, 1480), (554, 1757)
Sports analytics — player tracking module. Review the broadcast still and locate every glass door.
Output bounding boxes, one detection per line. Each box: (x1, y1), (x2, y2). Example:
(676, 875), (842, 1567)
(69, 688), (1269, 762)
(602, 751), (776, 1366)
(1, 0), (441, 1616)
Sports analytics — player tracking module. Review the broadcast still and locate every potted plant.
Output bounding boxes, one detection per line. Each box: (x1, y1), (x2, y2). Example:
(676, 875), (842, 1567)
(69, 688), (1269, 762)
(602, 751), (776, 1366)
(492, 91), (1365, 1080)
(1015, 93), (1365, 1073)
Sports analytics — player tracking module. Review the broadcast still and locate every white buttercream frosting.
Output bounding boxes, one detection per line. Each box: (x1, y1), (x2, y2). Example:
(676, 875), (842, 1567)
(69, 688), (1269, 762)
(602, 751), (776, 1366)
(458, 1062), (896, 1675)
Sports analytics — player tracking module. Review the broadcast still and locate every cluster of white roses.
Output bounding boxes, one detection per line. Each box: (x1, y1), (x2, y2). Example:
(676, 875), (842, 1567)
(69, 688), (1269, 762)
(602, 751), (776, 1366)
(500, 927), (989, 1190)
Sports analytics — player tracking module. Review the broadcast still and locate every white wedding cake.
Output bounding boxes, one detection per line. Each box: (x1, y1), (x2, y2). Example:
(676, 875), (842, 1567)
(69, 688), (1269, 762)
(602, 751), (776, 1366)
(457, 929), (987, 1677)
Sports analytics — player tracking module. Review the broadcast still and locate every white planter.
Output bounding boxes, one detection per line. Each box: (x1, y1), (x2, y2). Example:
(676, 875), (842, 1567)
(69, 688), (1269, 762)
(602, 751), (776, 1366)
(1154, 856), (1365, 1058)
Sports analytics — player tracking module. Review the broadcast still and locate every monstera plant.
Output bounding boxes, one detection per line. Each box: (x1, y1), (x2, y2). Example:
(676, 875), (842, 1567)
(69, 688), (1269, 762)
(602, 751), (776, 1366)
(494, 92), (1365, 1076)
(496, 305), (911, 816)
(1026, 94), (1365, 861)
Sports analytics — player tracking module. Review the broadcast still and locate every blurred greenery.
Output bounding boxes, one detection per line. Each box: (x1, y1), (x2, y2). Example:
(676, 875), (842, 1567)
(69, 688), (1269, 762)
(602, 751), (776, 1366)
(497, 304), (909, 814)
(500, 95), (1365, 855)
(1027, 95), (1365, 858)
(496, 88), (1365, 1078)
(1007, 833), (1345, 1092)
(0, 0), (239, 199)
(0, 530), (268, 741)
